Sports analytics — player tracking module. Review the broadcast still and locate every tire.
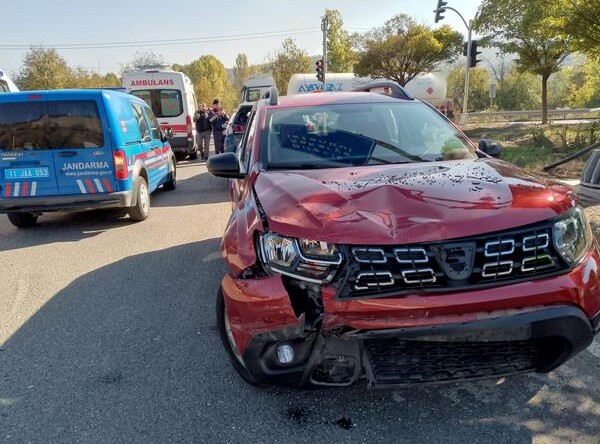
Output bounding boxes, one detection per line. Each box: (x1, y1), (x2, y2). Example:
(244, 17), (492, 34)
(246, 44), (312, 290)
(128, 177), (150, 221)
(216, 287), (261, 386)
(7, 212), (39, 228)
(163, 158), (177, 191)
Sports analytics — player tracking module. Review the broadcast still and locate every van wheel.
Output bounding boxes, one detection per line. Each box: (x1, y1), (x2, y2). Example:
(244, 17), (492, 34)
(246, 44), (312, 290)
(7, 212), (39, 228)
(163, 159), (177, 191)
(216, 287), (261, 387)
(128, 177), (150, 221)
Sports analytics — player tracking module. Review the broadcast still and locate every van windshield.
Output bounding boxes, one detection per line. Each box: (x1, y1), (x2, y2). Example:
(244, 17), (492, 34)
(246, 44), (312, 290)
(0, 100), (104, 151)
(130, 89), (183, 118)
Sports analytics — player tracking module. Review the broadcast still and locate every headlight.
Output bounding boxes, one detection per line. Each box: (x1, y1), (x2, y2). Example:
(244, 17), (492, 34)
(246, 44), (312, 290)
(553, 207), (593, 265)
(259, 232), (342, 284)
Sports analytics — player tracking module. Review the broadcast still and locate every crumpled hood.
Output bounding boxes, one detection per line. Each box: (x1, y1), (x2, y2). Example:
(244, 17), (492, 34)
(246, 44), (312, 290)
(253, 159), (577, 245)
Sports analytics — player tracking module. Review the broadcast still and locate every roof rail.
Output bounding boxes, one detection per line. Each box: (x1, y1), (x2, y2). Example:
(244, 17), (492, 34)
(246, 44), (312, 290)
(262, 86), (279, 105)
(351, 80), (414, 100)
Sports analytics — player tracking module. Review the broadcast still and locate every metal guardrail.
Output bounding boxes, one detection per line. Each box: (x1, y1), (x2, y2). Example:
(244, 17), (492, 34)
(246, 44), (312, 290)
(457, 108), (600, 124)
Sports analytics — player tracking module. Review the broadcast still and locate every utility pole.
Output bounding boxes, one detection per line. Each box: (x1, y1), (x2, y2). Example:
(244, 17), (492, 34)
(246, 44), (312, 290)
(434, 0), (473, 125)
(321, 15), (329, 92)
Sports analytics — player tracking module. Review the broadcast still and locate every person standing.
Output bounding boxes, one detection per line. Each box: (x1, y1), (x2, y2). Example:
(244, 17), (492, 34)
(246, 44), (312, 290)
(194, 103), (211, 160)
(209, 99), (229, 155)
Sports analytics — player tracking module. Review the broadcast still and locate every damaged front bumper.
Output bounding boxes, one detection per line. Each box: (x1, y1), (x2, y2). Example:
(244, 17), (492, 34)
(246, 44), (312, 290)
(220, 255), (600, 388)
(239, 305), (596, 388)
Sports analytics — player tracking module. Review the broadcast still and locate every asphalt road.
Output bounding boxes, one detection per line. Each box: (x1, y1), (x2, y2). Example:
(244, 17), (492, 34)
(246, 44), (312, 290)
(1, 159), (600, 444)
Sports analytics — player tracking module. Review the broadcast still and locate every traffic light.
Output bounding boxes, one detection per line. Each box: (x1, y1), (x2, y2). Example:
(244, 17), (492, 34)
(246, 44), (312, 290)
(469, 40), (482, 68)
(434, 0), (448, 23)
(316, 59), (324, 83)
(463, 41), (468, 56)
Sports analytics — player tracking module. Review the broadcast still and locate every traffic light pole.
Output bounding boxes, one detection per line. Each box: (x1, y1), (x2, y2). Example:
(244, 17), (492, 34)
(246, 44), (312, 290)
(321, 16), (329, 92)
(461, 20), (472, 125)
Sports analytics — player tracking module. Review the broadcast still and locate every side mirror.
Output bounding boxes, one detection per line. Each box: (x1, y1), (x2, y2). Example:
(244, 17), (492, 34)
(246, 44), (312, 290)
(479, 139), (503, 158)
(207, 152), (246, 179)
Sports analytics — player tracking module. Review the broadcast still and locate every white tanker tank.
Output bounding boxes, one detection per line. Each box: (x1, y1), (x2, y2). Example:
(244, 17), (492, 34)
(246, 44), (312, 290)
(287, 72), (448, 108)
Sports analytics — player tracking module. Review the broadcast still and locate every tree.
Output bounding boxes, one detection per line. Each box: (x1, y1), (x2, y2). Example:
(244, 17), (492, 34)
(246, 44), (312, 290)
(353, 14), (462, 86)
(269, 38), (312, 93)
(121, 51), (166, 73)
(548, 0), (600, 60)
(474, 0), (571, 123)
(324, 9), (356, 72)
(495, 68), (540, 111)
(15, 47), (73, 90)
(232, 53), (251, 93)
(175, 55), (236, 111)
(447, 66), (490, 112)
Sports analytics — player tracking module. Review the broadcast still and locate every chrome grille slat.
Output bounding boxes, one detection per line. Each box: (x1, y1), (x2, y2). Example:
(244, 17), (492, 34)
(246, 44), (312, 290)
(342, 223), (567, 298)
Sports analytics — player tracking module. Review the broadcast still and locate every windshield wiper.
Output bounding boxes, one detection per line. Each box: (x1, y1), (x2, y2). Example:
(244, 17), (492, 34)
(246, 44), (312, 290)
(372, 139), (427, 162)
(267, 163), (342, 170)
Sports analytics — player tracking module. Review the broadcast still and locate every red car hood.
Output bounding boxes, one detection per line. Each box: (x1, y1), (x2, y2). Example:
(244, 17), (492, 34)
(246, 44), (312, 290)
(253, 159), (577, 245)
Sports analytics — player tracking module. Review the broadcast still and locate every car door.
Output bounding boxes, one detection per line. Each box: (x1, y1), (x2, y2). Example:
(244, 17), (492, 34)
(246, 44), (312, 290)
(0, 97), (59, 198)
(52, 99), (115, 195)
(141, 105), (169, 192)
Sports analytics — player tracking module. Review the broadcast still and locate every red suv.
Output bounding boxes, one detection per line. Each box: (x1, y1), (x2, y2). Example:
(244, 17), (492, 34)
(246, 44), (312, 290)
(207, 88), (600, 388)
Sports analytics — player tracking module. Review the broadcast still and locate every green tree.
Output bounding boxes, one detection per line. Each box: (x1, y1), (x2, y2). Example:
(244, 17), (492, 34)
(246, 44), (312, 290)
(495, 68), (540, 111)
(269, 38), (312, 93)
(562, 59), (600, 108)
(232, 53), (251, 93)
(324, 9), (356, 72)
(354, 14), (462, 86)
(175, 55), (236, 111)
(446, 66), (490, 112)
(548, 0), (600, 60)
(15, 47), (73, 90)
(474, 0), (571, 123)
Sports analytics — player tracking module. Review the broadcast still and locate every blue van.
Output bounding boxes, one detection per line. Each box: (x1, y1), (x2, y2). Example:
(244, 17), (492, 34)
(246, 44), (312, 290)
(0, 89), (177, 227)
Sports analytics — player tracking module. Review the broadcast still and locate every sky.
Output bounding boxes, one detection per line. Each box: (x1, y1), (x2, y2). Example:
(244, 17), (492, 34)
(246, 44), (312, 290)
(2, 0), (481, 75)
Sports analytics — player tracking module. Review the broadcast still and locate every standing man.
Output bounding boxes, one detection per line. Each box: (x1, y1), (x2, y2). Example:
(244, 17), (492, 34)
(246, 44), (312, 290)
(194, 103), (211, 160)
(208, 99), (229, 155)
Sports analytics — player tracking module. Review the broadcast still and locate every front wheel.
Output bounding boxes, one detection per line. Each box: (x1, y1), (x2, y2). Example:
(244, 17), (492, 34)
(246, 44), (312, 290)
(216, 288), (261, 386)
(128, 177), (150, 221)
(7, 212), (39, 228)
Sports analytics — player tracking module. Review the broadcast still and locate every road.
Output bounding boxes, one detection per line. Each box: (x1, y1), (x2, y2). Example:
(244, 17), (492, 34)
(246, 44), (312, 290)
(1, 160), (599, 444)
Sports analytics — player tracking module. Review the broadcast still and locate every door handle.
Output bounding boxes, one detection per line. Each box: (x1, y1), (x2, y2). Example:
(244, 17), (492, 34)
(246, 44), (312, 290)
(58, 151), (78, 157)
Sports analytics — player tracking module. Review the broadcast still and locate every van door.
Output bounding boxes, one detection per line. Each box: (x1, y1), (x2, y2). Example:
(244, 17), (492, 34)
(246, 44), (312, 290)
(51, 100), (115, 195)
(0, 98), (59, 198)
(131, 102), (162, 191)
(141, 105), (169, 192)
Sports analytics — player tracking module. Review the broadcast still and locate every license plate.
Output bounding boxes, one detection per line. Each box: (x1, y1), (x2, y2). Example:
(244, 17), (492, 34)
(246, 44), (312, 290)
(4, 167), (50, 180)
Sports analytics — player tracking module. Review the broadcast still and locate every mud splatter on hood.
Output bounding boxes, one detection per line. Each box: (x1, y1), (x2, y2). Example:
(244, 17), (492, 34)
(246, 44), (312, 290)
(253, 159), (576, 245)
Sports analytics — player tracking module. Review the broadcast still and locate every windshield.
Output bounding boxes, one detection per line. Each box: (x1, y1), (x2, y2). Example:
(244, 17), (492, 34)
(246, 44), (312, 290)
(261, 102), (476, 169)
(130, 89), (183, 118)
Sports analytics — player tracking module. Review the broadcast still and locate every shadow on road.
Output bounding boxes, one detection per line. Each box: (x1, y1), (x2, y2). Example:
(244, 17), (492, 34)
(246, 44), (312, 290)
(1, 238), (598, 443)
(152, 170), (230, 208)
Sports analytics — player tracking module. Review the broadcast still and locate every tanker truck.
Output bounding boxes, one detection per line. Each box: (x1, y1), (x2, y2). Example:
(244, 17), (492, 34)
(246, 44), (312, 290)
(286, 72), (452, 116)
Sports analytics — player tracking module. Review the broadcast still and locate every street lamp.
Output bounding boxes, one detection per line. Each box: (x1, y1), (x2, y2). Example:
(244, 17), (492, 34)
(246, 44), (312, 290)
(433, 1), (473, 125)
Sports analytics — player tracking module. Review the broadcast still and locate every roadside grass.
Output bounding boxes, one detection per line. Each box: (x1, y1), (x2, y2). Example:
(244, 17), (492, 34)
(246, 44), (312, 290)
(462, 122), (599, 178)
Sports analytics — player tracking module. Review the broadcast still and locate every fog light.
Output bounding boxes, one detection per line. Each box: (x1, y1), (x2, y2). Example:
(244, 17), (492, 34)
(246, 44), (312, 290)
(277, 344), (295, 364)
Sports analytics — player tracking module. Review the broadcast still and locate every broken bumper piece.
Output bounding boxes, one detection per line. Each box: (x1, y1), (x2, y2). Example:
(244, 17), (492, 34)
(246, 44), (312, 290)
(241, 305), (595, 388)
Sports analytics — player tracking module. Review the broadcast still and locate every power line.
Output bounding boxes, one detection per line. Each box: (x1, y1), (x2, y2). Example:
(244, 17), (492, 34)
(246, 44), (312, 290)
(0, 28), (319, 50)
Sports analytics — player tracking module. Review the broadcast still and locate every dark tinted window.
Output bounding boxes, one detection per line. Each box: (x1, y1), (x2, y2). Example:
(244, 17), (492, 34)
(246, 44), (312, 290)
(0, 100), (103, 151)
(130, 89), (183, 118)
(132, 103), (150, 142)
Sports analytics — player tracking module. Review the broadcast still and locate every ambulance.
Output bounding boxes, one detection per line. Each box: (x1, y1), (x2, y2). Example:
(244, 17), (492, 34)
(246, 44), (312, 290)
(0, 69), (19, 93)
(123, 68), (199, 160)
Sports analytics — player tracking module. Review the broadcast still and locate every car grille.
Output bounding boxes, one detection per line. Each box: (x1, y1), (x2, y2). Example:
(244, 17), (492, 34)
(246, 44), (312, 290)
(338, 221), (568, 298)
(364, 337), (561, 385)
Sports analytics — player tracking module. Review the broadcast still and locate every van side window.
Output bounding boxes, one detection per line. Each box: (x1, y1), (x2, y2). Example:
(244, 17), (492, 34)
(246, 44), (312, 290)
(132, 103), (151, 142)
(144, 107), (161, 140)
